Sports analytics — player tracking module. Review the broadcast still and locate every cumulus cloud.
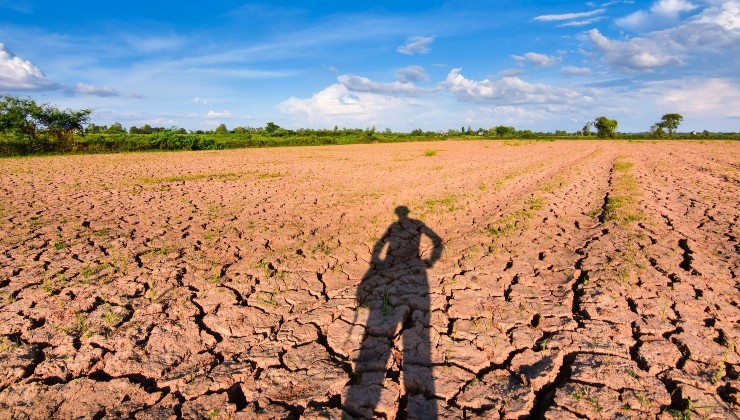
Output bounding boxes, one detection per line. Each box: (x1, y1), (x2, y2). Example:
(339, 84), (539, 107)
(74, 82), (121, 97)
(338, 74), (430, 96)
(397, 36), (434, 55)
(444, 68), (596, 105)
(0, 43), (58, 90)
(592, 3), (739, 73)
(395, 65), (429, 82)
(617, 0), (699, 30)
(561, 66), (593, 75)
(535, 9), (605, 21)
(512, 52), (561, 67)
(279, 83), (420, 126)
(650, 77), (740, 118)
(652, 0), (699, 16)
(696, 0), (740, 30)
(588, 29), (684, 71)
(207, 110), (232, 118)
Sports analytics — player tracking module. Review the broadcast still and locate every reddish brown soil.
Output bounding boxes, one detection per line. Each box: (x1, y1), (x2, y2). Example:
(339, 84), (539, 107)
(0, 140), (738, 419)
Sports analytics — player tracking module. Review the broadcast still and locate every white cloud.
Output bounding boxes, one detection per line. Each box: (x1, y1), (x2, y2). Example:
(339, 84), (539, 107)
(534, 9), (605, 21)
(207, 110), (232, 118)
(649, 78), (740, 118)
(194, 97), (209, 105)
(0, 43), (58, 90)
(652, 0), (699, 16)
(696, 0), (740, 30)
(512, 52), (561, 67)
(592, 3), (740, 73)
(395, 65), (429, 82)
(397, 36), (434, 55)
(444, 68), (597, 105)
(588, 29), (684, 71)
(617, 0), (699, 30)
(561, 66), (593, 75)
(74, 82), (120, 97)
(558, 17), (606, 27)
(338, 74), (430, 96)
(279, 83), (421, 126)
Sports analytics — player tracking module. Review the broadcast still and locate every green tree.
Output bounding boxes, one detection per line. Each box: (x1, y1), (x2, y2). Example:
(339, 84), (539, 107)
(105, 122), (125, 133)
(214, 123), (228, 134)
(650, 123), (665, 138)
(582, 122), (592, 136)
(494, 125), (516, 137)
(265, 122), (280, 134)
(140, 124), (153, 134)
(593, 116), (618, 139)
(0, 95), (90, 152)
(659, 113), (683, 138)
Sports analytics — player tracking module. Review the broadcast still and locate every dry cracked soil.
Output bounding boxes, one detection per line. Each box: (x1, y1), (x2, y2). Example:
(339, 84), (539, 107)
(0, 140), (738, 419)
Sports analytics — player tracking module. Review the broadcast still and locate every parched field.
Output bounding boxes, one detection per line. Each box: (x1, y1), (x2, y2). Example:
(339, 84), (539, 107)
(0, 140), (738, 419)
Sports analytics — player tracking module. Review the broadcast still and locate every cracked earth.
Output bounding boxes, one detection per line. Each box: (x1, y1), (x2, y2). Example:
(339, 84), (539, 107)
(0, 140), (738, 419)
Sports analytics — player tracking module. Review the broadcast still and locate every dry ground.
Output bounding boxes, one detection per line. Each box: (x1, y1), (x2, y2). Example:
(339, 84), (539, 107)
(0, 140), (738, 419)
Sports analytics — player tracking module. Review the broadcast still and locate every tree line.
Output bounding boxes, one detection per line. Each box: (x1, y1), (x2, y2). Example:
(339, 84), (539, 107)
(1, 95), (735, 156)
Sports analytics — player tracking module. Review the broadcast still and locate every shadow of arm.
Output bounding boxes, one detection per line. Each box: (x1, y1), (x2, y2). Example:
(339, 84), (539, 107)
(421, 224), (444, 266)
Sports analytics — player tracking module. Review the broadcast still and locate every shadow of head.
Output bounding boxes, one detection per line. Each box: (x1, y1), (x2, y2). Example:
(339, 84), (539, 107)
(394, 205), (410, 220)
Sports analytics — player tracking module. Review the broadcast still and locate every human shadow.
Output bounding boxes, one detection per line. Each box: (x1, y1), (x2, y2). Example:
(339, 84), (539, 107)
(344, 206), (443, 419)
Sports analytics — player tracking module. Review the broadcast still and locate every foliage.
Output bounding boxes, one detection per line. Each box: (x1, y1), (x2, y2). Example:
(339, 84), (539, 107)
(0, 95), (91, 152)
(594, 116), (618, 139)
(660, 113), (683, 138)
(214, 123), (228, 135)
(650, 123), (665, 138)
(582, 122), (592, 136)
(494, 125), (516, 137)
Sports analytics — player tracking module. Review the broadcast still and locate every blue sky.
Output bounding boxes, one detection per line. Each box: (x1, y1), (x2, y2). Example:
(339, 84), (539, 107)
(1, 0), (738, 132)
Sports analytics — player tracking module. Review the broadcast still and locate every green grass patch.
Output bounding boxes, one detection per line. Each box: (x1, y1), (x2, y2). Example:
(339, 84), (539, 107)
(422, 194), (460, 213)
(256, 172), (284, 179)
(424, 149), (438, 157)
(137, 172), (239, 184)
(487, 197), (544, 238)
(604, 161), (644, 224)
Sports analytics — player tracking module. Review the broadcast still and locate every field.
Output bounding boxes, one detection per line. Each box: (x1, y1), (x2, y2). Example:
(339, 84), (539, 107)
(0, 140), (737, 418)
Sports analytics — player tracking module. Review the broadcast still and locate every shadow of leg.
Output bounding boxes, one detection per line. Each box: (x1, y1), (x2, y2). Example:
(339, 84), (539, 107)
(402, 305), (438, 420)
(344, 309), (395, 418)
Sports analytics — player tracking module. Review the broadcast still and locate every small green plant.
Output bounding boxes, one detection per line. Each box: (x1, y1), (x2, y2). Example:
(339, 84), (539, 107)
(148, 277), (157, 303)
(636, 393), (651, 406)
(75, 311), (89, 335)
(587, 396), (602, 412)
(660, 299), (670, 321)
(256, 289), (278, 307)
(537, 337), (549, 351)
(711, 341), (734, 384)
(382, 290), (392, 317)
(570, 389), (583, 400)
(53, 240), (67, 250)
(103, 304), (122, 329)
(424, 149), (438, 157)
(312, 239), (332, 255)
(0, 336), (17, 352)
